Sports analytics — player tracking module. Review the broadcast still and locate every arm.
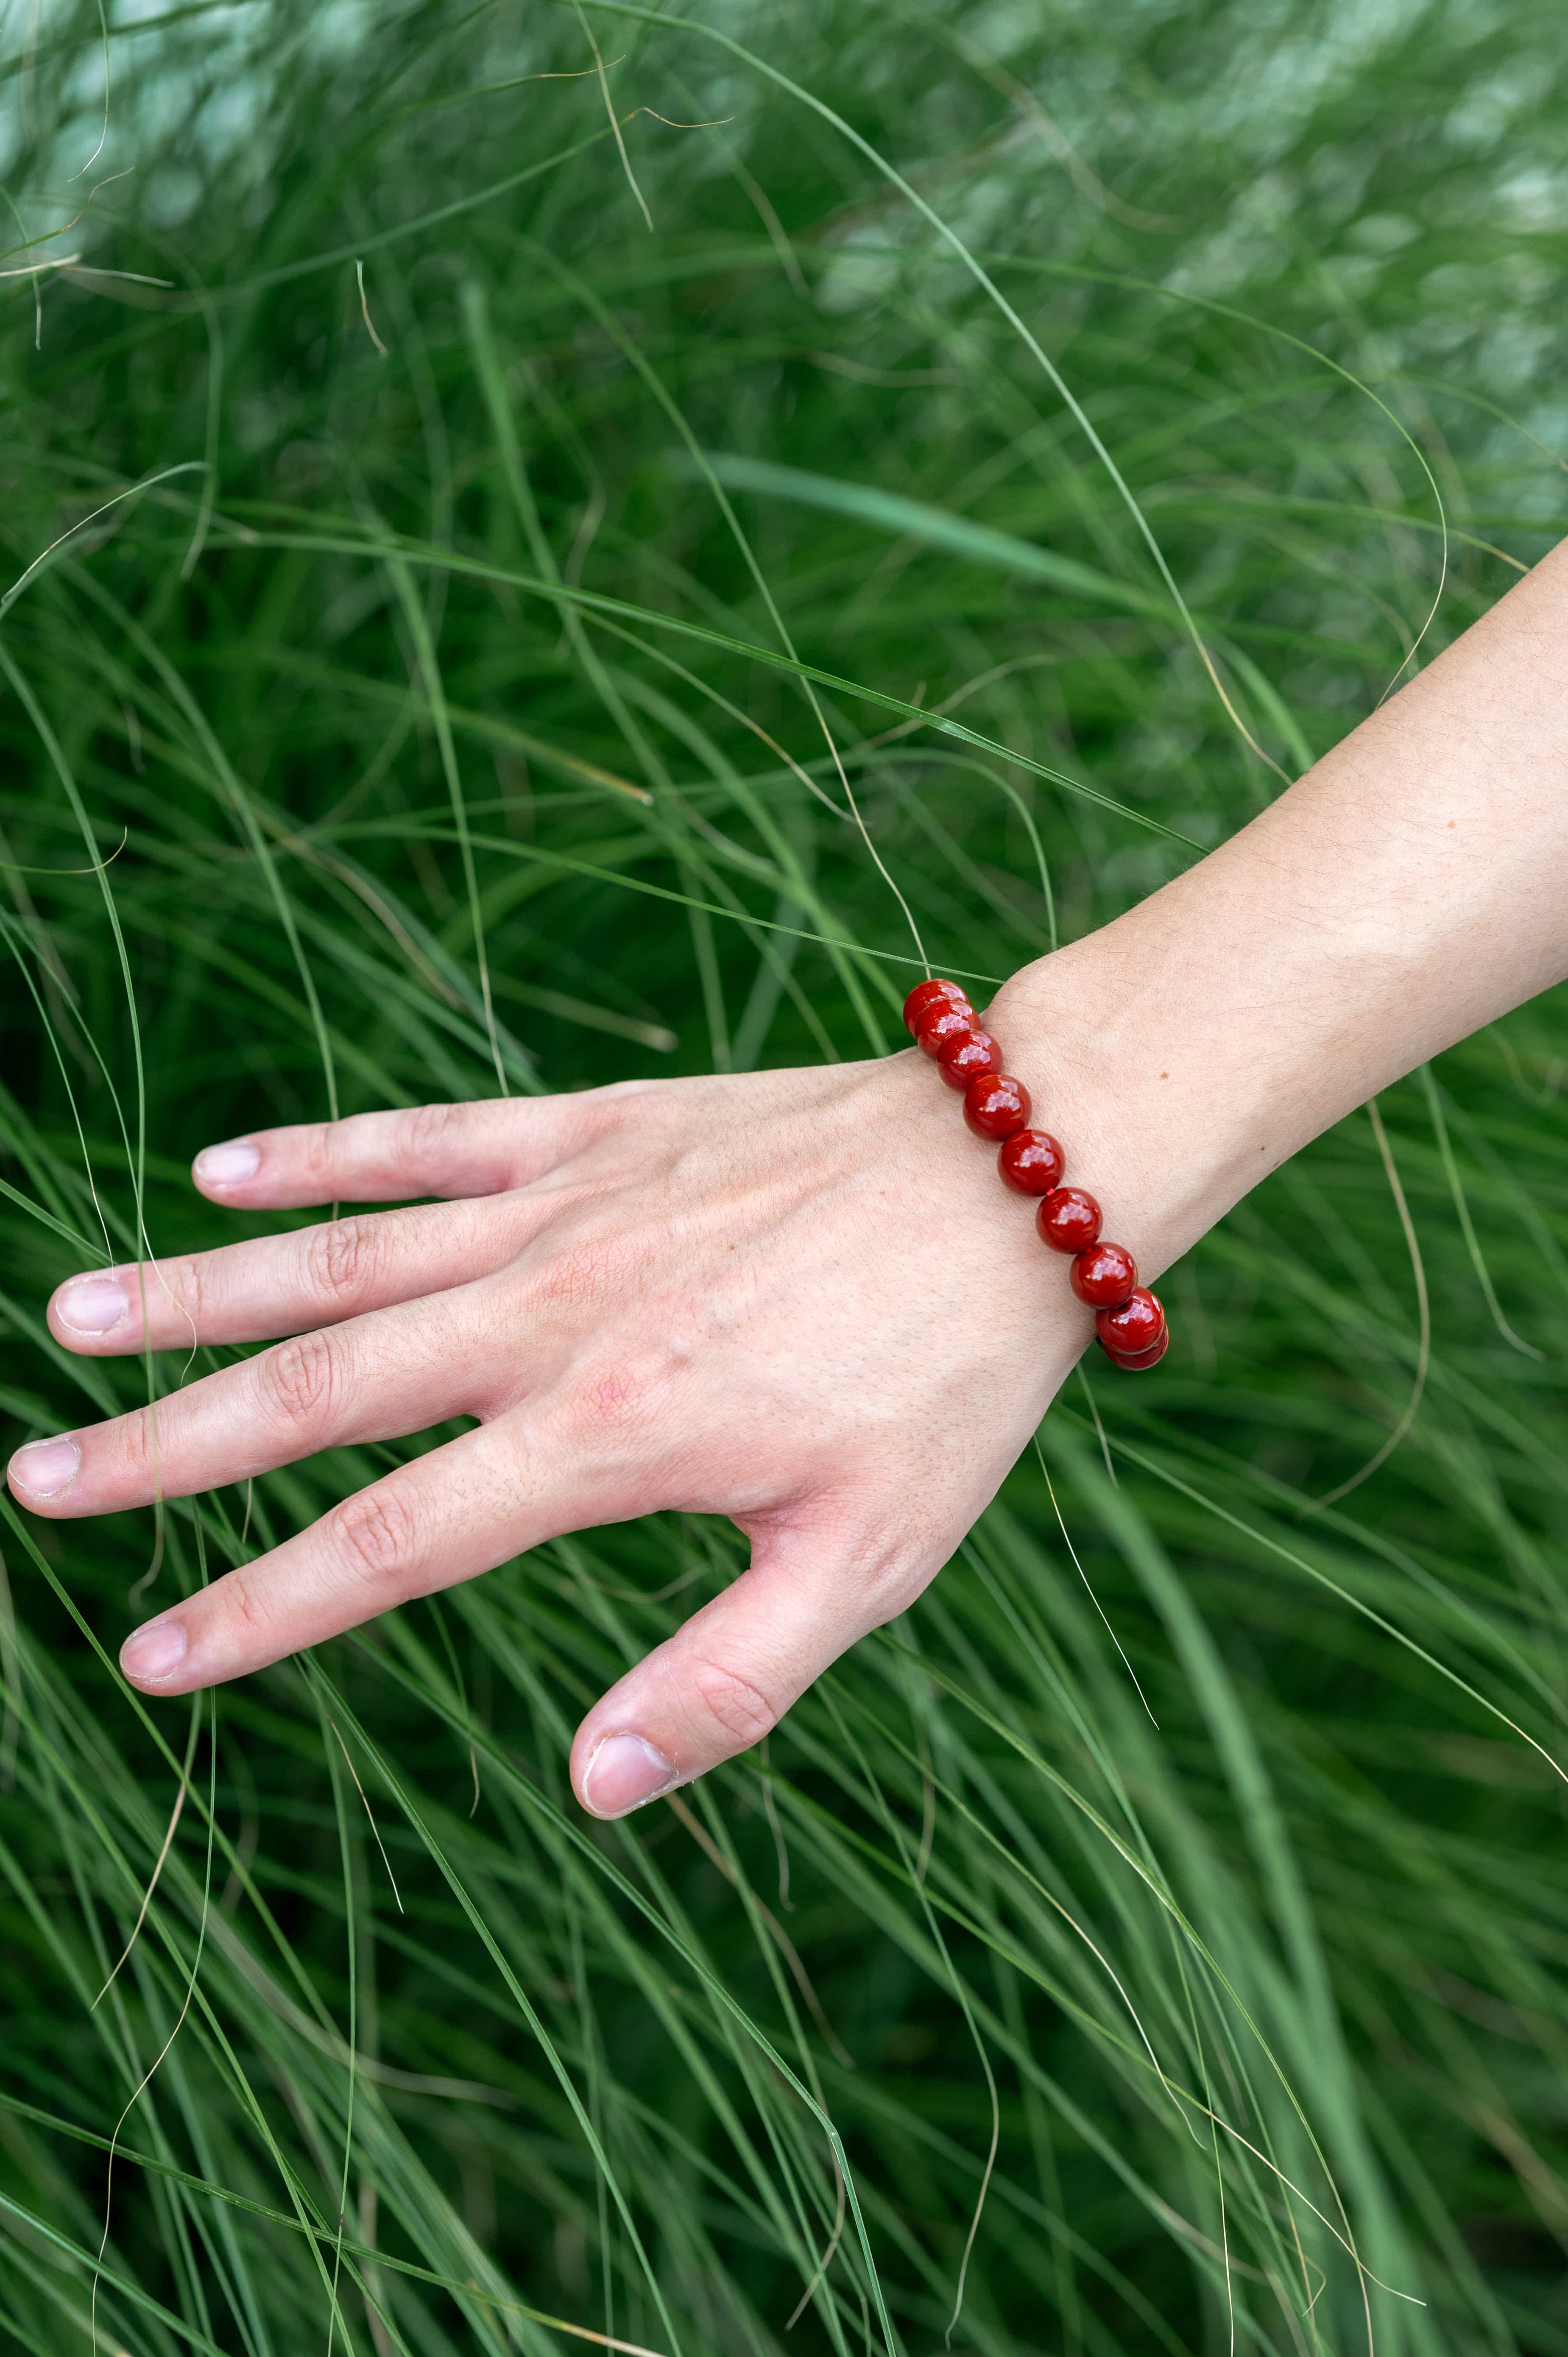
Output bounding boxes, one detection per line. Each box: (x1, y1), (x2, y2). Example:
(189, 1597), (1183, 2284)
(994, 533), (1568, 1286)
(9, 541), (1568, 1818)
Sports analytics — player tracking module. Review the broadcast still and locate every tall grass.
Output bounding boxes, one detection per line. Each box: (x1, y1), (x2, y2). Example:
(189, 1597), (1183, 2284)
(2, 0), (1567, 2350)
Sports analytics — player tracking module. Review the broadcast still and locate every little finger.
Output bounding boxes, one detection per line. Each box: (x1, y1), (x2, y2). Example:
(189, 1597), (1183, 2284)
(192, 1095), (602, 1209)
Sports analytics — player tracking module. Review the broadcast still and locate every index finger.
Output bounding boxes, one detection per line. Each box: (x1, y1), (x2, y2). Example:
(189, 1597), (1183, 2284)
(115, 1410), (646, 1692)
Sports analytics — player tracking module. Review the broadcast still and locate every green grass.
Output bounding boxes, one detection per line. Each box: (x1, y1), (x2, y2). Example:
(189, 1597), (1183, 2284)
(2, 0), (1568, 2350)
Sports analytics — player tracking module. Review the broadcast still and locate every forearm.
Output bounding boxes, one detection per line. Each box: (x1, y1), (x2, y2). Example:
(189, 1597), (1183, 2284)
(991, 535), (1568, 1278)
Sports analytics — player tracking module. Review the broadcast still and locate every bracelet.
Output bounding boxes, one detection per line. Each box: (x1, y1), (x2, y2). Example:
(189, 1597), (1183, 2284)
(904, 979), (1168, 1372)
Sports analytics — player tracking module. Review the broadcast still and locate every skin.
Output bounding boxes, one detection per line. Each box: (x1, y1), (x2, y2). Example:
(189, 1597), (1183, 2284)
(11, 536), (1568, 1818)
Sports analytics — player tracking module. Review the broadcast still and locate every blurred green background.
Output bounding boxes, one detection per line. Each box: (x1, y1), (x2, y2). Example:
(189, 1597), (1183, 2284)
(2, 1), (1568, 2350)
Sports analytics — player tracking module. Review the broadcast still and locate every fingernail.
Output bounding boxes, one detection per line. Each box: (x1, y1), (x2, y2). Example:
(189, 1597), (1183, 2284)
(121, 1613), (189, 1684)
(194, 1139), (260, 1187)
(9, 1436), (80, 1498)
(56, 1274), (129, 1335)
(581, 1732), (676, 1818)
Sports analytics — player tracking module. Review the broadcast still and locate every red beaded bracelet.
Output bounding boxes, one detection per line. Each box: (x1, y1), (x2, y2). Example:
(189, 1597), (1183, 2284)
(903, 977), (1168, 1372)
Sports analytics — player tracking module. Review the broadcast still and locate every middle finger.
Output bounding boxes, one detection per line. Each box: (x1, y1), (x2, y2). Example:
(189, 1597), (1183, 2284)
(11, 1288), (494, 1517)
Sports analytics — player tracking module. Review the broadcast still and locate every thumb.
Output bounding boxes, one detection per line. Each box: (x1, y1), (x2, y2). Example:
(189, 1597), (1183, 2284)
(569, 1527), (905, 1818)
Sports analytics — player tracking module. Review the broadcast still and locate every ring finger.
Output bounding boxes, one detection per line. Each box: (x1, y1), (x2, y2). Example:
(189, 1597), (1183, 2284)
(47, 1193), (546, 1357)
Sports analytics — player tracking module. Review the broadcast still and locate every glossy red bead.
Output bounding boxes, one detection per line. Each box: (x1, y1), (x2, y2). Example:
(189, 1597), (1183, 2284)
(916, 998), (976, 1058)
(938, 1028), (1003, 1091)
(903, 978), (970, 1039)
(1036, 1186), (1101, 1253)
(1104, 1326), (1169, 1371)
(1070, 1240), (1137, 1308)
(964, 1073), (1031, 1140)
(1095, 1289), (1164, 1355)
(998, 1129), (1065, 1194)
(915, 1014), (1172, 1368)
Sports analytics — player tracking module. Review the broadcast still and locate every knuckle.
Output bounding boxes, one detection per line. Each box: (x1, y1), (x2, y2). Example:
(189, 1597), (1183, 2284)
(559, 1349), (677, 1449)
(332, 1484), (418, 1587)
(153, 1252), (210, 1332)
(850, 1528), (931, 1628)
(533, 1242), (616, 1315)
(258, 1329), (339, 1430)
(305, 1214), (382, 1309)
(298, 1121), (341, 1190)
(407, 1099), (466, 1160)
(587, 1078), (654, 1132)
(689, 1659), (780, 1749)
(119, 1403), (158, 1481)
(226, 1566), (268, 1639)
(403, 1099), (516, 1197)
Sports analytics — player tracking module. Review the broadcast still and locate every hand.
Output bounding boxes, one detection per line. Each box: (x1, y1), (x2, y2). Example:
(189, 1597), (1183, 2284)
(6, 1039), (1099, 1816)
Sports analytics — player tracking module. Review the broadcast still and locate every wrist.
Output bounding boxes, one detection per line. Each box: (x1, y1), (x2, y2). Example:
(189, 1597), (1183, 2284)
(981, 928), (1274, 1286)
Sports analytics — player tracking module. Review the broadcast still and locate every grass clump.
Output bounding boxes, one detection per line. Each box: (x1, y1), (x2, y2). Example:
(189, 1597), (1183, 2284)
(2, 0), (1568, 2351)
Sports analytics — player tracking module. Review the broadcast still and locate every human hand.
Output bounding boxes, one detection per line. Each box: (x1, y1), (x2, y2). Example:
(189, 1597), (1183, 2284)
(6, 1034), (1106, 1816)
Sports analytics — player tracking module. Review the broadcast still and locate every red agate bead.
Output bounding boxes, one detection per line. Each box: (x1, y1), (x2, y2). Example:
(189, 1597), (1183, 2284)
(1104, 1326), (1169, 1371)
(938, 1028), (1003, 1090)
(903, 978), (970, 1038)
(1037, 1186), (1101, 1253)
(998, 1129), (1065, 1194)
(1095, 1290), (1164, 1355)
(964, 1073), (1030, 1140)
(916, 999), (976, 1058)
(913, 993), (1172, 1368)
(1070, 1240), (1137, 1307)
